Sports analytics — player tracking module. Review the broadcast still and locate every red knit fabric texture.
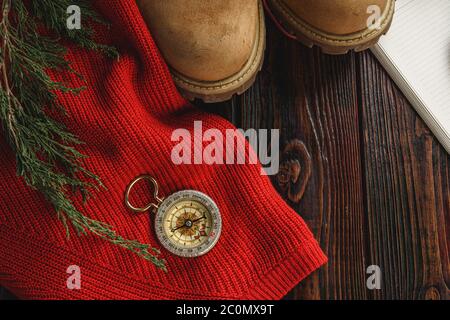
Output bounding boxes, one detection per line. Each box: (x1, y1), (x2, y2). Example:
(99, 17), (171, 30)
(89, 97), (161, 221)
(0, 0), (327, 299)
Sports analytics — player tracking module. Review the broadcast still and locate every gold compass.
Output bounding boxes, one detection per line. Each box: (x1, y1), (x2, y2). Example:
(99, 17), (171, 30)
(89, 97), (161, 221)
(125, 175), (221, 258)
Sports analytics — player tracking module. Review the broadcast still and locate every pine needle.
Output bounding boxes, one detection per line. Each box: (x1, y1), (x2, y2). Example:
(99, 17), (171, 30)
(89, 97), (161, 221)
(0, 0), (167, 272)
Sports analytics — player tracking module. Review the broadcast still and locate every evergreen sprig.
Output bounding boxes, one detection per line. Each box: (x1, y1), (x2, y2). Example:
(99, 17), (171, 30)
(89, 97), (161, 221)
(0, 0), (167, 271)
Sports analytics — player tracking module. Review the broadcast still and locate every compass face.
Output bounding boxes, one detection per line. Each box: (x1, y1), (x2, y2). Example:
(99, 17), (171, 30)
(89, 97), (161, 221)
(155, 190), (221, 257)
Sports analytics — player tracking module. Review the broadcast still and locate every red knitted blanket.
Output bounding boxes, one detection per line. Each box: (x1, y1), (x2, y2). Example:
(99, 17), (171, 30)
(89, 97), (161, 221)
(0, 0), (326, 299)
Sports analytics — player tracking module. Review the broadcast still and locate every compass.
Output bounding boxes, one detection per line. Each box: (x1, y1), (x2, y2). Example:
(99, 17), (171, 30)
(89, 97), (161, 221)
(125, 175), (222, 258)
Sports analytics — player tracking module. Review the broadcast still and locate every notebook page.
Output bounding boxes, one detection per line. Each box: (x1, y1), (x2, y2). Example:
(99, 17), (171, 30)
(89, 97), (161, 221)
(373, 0), (450, 151)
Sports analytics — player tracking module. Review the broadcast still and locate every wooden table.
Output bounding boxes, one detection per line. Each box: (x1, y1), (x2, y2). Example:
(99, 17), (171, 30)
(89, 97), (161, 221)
(199, 20), (450, 300)
(1, 19), (449, 301)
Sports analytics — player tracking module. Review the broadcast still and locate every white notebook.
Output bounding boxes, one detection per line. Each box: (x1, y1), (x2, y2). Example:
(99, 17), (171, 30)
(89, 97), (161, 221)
(371, 0), (450, 153)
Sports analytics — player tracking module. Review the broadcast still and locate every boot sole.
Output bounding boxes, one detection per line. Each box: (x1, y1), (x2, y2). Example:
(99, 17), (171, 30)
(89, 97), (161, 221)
(264, 0), (395, 55)
(170, 0), (266, 103)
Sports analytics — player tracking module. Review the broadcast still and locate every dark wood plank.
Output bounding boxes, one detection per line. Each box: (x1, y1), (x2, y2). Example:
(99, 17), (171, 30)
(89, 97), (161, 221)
(202, 19), (369, 300)
(357, 51), (450, 300)
(201, 19), (450, 300)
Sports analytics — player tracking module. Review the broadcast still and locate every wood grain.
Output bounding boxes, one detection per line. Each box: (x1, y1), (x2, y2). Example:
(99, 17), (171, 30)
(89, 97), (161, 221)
(199, 19), (450, 300)
(357, 51), (450, 299)
(275, 139), (312, 203)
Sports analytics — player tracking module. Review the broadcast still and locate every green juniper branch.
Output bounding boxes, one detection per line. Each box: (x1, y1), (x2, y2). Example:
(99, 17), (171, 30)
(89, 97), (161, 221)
(0, 0), (167, 271)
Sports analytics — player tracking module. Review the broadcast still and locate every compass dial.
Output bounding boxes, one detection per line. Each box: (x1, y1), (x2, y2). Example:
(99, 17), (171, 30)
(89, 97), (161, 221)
(155, 190), (221, 257)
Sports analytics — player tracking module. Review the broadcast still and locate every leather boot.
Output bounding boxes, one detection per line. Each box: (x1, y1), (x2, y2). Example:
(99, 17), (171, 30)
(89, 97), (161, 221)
(264, 0), (395, 54)
(136, 0), (266, 103)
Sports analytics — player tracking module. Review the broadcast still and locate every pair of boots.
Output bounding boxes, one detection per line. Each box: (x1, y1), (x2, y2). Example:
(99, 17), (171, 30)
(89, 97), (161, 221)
(137, 0), (395, 102)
